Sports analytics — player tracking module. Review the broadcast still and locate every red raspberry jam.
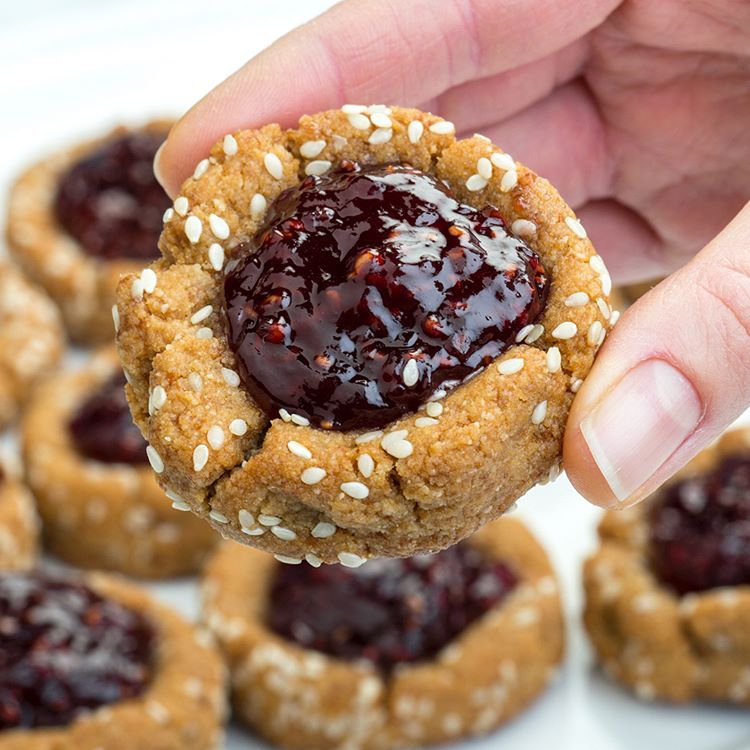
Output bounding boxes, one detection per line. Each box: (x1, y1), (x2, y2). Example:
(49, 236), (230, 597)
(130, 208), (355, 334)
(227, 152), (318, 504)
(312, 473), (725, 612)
(225, 162), (549, 431)
(268, 543), (517, 671)
(650, 455), (750, 595)
(0, 572), (154, 730)
(54, 131), (169, 261)
(68, 371), (147, 465)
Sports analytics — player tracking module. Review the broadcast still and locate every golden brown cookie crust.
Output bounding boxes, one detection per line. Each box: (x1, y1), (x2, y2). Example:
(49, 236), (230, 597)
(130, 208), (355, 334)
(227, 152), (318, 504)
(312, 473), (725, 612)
(202, 516), (563, 750)
(21, 348), (218, 578)
(0, 466), (39, 570)
(0, 263), (63, 429)
(0, 571), (226, 750)
(584, 427), (750, 705)
(6, 122), (171, 345)
(115, 105), (613, 563)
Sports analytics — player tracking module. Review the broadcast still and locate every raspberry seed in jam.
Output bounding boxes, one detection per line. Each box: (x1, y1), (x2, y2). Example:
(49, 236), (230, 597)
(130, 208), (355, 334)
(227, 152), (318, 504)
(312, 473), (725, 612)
(225, 162), (549, 431)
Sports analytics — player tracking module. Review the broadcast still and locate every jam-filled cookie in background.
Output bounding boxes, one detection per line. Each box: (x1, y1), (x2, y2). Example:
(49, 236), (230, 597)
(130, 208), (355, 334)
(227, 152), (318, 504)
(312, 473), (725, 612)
(6, 122), (172, 344)
(21, 348), (217, 578)
(202, 516), (563, 750)
(0, 460), (38, 570)
(115, 105), (614, 564)
(584, 426), (750, 706)
(0, 569), (226, 750)
(0, 262), (64, 430)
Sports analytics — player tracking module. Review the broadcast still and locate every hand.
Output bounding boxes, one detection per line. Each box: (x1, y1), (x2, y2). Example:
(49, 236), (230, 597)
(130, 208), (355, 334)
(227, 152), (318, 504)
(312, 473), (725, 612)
(155, 0), (750, 508)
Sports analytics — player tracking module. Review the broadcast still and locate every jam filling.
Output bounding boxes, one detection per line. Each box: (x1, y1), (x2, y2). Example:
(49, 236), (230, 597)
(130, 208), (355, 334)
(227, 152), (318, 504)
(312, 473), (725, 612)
(650, 455), (750, 595)
(0, 572), (154, 730)
(268, 543), (518, 671)
(54, 131), (169, 261)
(225, 162), (549, 431)
(68, 371), (147, 465)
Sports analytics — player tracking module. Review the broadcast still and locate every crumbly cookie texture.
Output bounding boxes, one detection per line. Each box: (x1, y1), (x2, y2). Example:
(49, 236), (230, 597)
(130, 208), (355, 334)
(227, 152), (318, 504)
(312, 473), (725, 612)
(1, 572), (227, 750)
(0, 262), (63, 429)
(21, 348), (218, 578)
(6, 122), (171, 344)
(202, 517), (563, 750)
(116, 105), (614, 563)
(0, 466), (39, 570)
(584, 427), (750, 705)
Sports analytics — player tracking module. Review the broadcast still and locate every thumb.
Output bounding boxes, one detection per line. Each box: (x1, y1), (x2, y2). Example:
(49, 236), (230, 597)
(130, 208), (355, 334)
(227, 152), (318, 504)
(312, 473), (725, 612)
(564, 200), (750, 508)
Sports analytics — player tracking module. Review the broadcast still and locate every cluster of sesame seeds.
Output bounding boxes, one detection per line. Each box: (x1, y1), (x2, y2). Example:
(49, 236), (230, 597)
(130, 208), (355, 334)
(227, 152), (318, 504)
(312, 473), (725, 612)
(380, 429), (413, 458)
(589, 254), (613, 295)
(130, 268), (157, 300)
(465, 150), (518, 194)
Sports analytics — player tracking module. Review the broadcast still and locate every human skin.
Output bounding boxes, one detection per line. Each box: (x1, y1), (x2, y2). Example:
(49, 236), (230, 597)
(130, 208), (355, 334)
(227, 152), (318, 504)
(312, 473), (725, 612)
(154, 0), (750, 509)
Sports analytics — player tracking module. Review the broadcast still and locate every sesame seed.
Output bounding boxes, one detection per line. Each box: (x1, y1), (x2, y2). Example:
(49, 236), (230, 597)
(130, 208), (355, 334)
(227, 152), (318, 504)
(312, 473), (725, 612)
(221, 368), (240, 386)
(358, 453), (375, 478)
(207, 426), (225, 450)
(208, 213), (230, 240)
(301, 467), (326, 485)
(305, 159), (332, 176)
(111, 305), (120, 332)
(565, 292), (590, 307)
(250, 193), (267, 219)
(466, 174), (488, 192)
(426, 401), (443, 417)
(347, 112), (371, 130)
(366, 104), (391, 113)
(209, 510), (228, 524)
(278, 408), (292, 422)
(500, 170), (518, 192)
(490, 152), (515, 170)
(511, 219), (537, 237)
(341, 481), (370, 499)
(171, 500), (190, 512)
(188, 372), (202, 392)
(430, 393), (446, 404)
(597, 297), (611, 320)
(370, 112), (392, 128)
(341, 103), (367, 114)
(532, 401), (548, 425)
(195, 327), (213, 339)
(600, 270), (612, 295)
(407, 120), (424, 143)
(571, 378), (583, 393)
(565, 216), (587, 238)
(498, 358), (525, 375)
(588, 320), (604, 346)
(184, 215), (202, 243)
(305, 553), (322, 568)
(146, 701), (170, 725)
(151, 385), (167, 411)
(546, 347), (562, 373)
(610, 310), (621, 325)
(312, 522), (337, 538)
(207, 243), (224, 271)
(552, 322), (578, 340)
(383, 438), (413, 459)
(243, 527), (264, 536)
(193, 444), (209, 472)
(190, 305), (213, 324)
(223, 133), (238, 155)
(368, 127), (393, 145)
(274, 554), (302, 565)
(146, 446), (164, 474)
(525, 324), (545, 343)
(339, 552), (367, 568)
(238, 509), (255, 529)
(355, 430), (383, 444)
(300, 139), (326, 158)
(173, 196), (189, 216)
(193, 159), (209, 179)
(162, 207), (174, 223)
(429, 120), (455, 135)
(477, 157), (493, 180)
(272, 526), (297, 540)
(259, 515), (281, 526)
(291, 413), (310, 427)
(263, 152), (284, 179)
(415, 417), (439, 427)
(287, 440), (312, 459)
(381, 430), (408, 449)
(140, 268), (157, 293)
(402, 358), (419, 387)
(229, 419), (248, 436)
(515, 324), (534, 343)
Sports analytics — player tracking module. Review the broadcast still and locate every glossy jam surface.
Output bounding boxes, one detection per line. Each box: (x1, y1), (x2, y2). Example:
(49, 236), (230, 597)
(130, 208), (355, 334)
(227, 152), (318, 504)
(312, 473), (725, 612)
(225, 162), (549, 431)
(650, 455), (750, 595)
(0, 572), (154, 730)
(54, 131), (169, 260)
(268, 543), (518, 670)
(69, 371), (147, 465)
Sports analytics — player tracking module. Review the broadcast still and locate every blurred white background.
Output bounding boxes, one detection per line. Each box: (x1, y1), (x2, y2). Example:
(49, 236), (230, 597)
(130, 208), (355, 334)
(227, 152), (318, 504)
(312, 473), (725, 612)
(2, 2), (749, 748)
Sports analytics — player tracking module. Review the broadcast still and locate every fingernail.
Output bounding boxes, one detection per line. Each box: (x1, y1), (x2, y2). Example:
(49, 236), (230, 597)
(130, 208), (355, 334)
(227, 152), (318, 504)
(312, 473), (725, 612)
(580, 359), (702, 504)
(153, 141), (167, 187)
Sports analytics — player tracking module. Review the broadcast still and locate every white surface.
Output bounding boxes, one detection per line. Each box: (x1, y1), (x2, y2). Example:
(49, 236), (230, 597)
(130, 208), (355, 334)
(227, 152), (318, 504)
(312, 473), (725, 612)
(2, 3), (749, 748)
